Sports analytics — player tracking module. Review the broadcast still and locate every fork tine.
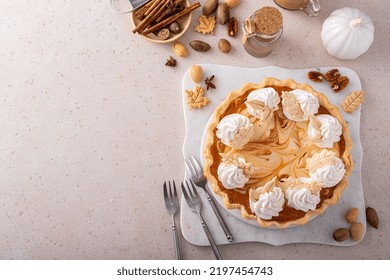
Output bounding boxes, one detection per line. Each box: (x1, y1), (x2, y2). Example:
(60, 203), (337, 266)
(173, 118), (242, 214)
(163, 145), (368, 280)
(191, 156), (203, 174)
(189, 179), (200, 197)
(173, 181), (178, 199)
(185, 158), (196, 178)
(168, 180), (173, 199)
(181, 181), (191, 203)
(163, 181), (169, 206)
(185, 180), (195, 198)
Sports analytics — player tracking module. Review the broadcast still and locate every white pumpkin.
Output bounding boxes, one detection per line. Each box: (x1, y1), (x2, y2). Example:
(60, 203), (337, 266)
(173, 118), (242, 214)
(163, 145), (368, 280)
(321, 7), (374, 60)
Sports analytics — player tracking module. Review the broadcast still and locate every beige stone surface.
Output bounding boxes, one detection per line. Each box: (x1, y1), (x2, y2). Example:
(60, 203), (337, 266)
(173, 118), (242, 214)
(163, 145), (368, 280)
(0, 0), (388, 259)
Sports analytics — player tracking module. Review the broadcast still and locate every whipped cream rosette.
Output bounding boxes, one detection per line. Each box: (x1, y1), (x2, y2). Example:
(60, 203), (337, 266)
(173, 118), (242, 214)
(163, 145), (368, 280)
(249, 177), (285, 220)
(306, 150), (346, 188)
(245, 88), (280, 142)
(216, 113), (254, 149)
(245, 88), (281, 120)
(217, 155), (253, 189)
(282, 177), (321, 212)
(281, 89), (319, 122)
(308, 114), (342, 148)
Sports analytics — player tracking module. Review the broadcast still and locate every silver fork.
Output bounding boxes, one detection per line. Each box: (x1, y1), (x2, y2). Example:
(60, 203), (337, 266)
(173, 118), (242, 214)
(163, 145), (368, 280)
(181, 179), (223, 260)
(163, 181), (181, 260)
(185, 156), (234, 242)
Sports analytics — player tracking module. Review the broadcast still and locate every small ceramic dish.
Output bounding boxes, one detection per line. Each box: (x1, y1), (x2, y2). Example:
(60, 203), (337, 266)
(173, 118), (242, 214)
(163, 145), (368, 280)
(130, 0), (192, 44)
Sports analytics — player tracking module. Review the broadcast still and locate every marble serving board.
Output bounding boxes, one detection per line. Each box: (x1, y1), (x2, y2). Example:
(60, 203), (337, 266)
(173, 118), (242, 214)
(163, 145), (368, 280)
(181, 65), (365, 247)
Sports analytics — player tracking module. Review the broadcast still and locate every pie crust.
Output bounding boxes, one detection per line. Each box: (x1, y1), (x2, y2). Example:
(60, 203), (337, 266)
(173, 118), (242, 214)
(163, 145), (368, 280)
(203, 78), (353, 228)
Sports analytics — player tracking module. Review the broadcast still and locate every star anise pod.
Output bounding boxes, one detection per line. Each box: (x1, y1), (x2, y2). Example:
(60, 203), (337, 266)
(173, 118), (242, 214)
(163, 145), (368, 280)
(204, 75), (216, 90)
(166, 0), (184, 16)
(165, 56), (177, 67)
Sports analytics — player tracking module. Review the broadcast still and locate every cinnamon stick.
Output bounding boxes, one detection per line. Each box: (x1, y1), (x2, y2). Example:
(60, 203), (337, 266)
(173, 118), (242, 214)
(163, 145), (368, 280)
(132, 0), (169, 34)
(144, 0), (163, 16)
(138, 1), (171, 34)
(134, 4), (151, 20)
(143, 2), (200, 35)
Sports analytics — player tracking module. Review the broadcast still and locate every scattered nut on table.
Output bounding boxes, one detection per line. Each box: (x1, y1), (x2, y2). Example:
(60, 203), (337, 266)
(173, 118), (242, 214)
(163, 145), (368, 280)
(218, 39), (231, 53)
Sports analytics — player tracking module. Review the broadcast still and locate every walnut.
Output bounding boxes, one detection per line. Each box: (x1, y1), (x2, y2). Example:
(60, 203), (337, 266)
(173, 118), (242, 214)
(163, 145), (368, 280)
(308, 71), (324, 83)
(331, 76), (349, 93)
(227, 17), (238, 37)
(324, 69), (341, 82)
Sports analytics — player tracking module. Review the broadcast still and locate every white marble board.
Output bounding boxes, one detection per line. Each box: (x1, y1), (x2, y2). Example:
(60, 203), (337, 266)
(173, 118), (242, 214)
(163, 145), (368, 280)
(181, 65), (365, 247)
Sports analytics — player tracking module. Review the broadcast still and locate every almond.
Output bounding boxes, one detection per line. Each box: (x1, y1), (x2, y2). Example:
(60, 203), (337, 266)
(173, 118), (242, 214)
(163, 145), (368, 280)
(173, 41), (189, 57)
(333, 228), (350, 242)
(224, 0), (240, 8)
(190, 65), (203, 84)
(346, 208), (359, 224)
(351, 222), (364, 241)
(366, 207), (379, 229)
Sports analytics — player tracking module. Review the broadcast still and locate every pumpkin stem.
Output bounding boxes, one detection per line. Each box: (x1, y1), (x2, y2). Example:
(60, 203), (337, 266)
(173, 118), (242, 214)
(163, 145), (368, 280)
(350, 18), (363, 29)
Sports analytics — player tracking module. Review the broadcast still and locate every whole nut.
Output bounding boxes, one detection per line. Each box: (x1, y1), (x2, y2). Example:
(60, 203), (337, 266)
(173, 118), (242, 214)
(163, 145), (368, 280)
(202, 0), (218, 16)
(366, 207), (379, 229)
(227, 17), (238, 37)
(157, 28), (170, 40)
(218, 39), (231, 53)
(173, 41), (189, 57)
(190, 65), (203, 83)
(351, 222), (364, 241)
(224, 0), (240, 8)
(346, 208), (359, 224)
(217, 3), (230, 25)
(189, 40), (211, 52)
(169, 22), (181, 34)
(333, 228), (350, 242)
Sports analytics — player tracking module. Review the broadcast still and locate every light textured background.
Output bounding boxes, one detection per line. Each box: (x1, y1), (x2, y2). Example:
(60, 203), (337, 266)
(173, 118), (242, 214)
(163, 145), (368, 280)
(0, 0), (389, 259)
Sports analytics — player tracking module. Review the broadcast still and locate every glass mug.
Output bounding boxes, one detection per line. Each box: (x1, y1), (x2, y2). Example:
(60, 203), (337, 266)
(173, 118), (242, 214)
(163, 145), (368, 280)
(274, 0), (320, 17)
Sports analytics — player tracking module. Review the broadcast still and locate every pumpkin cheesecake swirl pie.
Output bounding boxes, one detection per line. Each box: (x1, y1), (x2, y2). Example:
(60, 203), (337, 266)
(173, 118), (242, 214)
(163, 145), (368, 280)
(203, 78), (353, 228)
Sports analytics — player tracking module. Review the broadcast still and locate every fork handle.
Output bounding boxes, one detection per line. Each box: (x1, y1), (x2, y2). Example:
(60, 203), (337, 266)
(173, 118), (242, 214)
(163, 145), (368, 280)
(204, 187), (234, 242)
(197, 213), (223, 260)
(171, 215), (181, 260)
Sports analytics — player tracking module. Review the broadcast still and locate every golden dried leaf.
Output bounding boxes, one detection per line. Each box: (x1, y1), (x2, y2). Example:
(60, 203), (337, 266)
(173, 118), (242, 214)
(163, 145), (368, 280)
(230, 125), (254, 149)
(245, 99), (272, 121)
(308, 114), (322, 143)
(306, 149), (337, 174)
(195, 15), (216, 35)
(342, 90), (365, 113)
(185, 85), (210, 110)
(281, 91), (304, 120)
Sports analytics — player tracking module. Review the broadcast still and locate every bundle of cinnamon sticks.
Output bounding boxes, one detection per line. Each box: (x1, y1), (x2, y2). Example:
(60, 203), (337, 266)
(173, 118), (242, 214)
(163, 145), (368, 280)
(132, 0), (200, 36)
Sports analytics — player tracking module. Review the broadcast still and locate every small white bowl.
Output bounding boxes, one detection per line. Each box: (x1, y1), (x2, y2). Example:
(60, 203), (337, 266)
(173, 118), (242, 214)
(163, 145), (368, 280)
(130, 0), (192, 44)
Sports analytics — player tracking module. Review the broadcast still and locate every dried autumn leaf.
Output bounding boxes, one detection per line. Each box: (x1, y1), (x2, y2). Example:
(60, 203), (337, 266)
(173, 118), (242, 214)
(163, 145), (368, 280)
(306, 149), (337, 174)
(308, 114), (322, 143)
(281, 91), (304, 121)
(194, 15), (216, 35)
(230, 125), (254, 149)
(342, 90), (365, 113)
(244, 99), (272, 121)
(185, 85), (210, 110)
